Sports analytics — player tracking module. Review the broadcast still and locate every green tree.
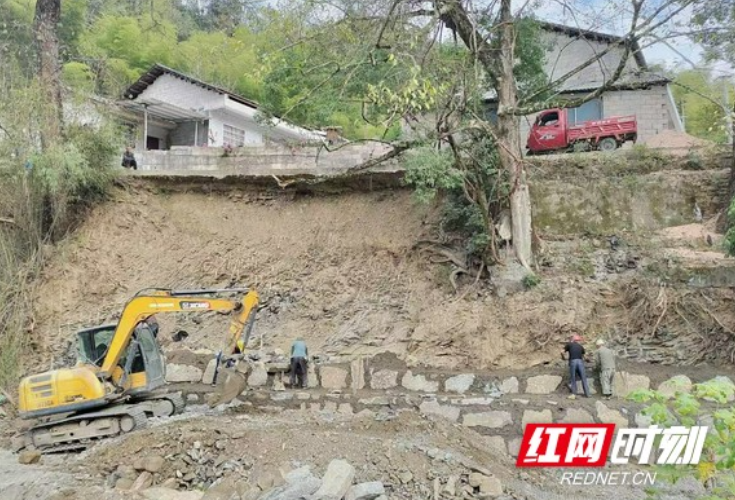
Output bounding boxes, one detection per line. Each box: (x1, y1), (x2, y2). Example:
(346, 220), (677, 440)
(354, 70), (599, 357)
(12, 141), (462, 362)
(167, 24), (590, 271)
(672, 69), (733, 143)
(692, 0), (735, 66)
(174, 28), (263, 99)
(277, 0), (697, 269)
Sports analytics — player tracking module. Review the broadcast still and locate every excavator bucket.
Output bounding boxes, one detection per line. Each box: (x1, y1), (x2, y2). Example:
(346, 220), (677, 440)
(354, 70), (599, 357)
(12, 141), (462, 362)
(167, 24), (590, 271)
(207, 368), (247, 408)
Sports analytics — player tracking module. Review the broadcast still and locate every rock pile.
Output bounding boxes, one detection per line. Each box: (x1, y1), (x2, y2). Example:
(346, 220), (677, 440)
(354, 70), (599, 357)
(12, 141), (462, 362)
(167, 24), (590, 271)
(109, 456), (504, 500)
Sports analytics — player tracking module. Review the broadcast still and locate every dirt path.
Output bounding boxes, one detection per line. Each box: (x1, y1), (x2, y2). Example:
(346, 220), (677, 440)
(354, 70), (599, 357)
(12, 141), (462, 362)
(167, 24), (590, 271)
(0, 404), (709, 500)
(0, 450), (80, 500)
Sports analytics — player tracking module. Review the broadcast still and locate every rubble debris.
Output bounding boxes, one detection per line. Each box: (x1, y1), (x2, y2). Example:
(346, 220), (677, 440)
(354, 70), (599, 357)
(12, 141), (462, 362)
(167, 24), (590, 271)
(312, 459), (355, 500)
(18, 450), (41, 465)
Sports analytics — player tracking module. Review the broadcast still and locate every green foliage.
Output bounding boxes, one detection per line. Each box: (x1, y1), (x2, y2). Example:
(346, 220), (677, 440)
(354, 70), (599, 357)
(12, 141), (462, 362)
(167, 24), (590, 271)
(403, 138), (509, 262)
(522, 274), (541, 289)
(694, 379), (735, 404)
(627, 388), (664, 403)
(671, 393), (701, 426)
(403, 147), (461, 202)
(642, 402), (678, 426)
(512, 18), (551, 104)
(62, 62), (96, 92)
(0, 61), (120, 390)
(692, 1), (735, 66)
(671, 69), (733, 144)
(633, 386), (735, 493)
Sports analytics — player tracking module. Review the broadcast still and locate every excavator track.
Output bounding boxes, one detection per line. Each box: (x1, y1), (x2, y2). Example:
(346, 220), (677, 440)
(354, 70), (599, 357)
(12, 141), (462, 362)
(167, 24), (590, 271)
(26, 404), (148, 454)
(134, 392), (186, 418)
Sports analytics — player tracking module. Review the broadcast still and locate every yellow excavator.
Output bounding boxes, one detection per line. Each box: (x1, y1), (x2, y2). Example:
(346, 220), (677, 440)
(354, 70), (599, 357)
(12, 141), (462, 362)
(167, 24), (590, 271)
(17, 287), (259, 452)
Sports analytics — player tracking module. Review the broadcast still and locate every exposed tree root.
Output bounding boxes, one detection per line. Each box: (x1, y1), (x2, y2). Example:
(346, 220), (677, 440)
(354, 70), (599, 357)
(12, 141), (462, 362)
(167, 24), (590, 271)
(413, 240), (486, 293)
(612, 282), (735, 365)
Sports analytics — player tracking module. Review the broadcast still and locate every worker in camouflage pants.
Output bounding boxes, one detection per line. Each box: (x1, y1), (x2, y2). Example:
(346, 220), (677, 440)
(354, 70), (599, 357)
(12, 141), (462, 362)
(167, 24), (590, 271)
(595, 339), (616, 399)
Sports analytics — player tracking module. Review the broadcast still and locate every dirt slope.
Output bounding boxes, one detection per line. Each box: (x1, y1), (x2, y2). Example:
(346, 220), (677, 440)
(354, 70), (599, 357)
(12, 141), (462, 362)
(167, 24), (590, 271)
(28, 184), (735, 375)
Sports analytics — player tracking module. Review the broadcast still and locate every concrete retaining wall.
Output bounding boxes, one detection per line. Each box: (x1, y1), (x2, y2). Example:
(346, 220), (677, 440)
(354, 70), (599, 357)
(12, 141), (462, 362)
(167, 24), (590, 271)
(136, 143), (394, 175)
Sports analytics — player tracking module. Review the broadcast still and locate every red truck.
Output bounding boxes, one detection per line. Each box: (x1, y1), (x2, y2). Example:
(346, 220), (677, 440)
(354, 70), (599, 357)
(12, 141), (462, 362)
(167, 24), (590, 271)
(526, 108), (637, 155)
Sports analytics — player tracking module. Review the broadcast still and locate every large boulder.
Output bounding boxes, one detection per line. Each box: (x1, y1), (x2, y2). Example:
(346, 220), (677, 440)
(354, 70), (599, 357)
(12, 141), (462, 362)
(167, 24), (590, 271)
(595, 401), (628, 428)
(401, 371), (439, 392)
(445, 374), (475, 394)
(419, 400), (461, 422)
(133, 455), (165, 474)
(131, 471), (153, 491)
(560, 408), (595, 424)
(312, 459), (354, 500)
(370, 370), (398, 389)
(350, 358), (366, 391)
(320, 366), (348, 390)
(657, 375), (693, 399)
(613, 372), (650, 398)
(17, 450), (41, 465)
(247, 363), (268, 387)
(202, 476), (240, 500)
(499, 377), (519, 394)
(463, 411), (513, 429)
(307, 364), (319, 388)
(469, 474), (503, 496)
(165, 364), (203, 383)
(525, 375), (562, 394)
(521, 410), (553, 430)
(345, 482), (385, 500)
(260, 467), (321, 500)
(202, 359), (219, 385)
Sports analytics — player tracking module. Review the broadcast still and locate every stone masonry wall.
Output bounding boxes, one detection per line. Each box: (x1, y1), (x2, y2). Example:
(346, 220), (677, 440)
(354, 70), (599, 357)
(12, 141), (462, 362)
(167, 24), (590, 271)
(165, 351), (735, 460)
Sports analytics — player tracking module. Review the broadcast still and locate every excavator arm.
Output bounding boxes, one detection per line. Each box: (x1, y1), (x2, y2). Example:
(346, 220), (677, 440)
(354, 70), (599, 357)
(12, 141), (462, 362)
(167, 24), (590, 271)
(99, 288), (259, 378)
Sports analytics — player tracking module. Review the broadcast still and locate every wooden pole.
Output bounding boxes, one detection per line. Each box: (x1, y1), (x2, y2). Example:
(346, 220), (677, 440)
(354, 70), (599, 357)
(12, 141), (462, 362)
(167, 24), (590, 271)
(143, 104), (148, 149)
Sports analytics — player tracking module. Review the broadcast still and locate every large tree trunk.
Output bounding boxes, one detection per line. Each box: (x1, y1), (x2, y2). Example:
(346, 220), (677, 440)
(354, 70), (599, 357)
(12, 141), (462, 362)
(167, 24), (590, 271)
(496, 0), (533, 268)
(439, 0), (535, 267)
(34, 0), (63, 149)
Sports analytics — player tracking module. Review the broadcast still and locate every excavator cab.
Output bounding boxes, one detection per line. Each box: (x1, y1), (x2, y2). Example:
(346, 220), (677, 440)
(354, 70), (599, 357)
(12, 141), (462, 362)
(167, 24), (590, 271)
(122, 323), (166, 393)
(77, 323), (165, 393)
(77, 324), (116, 367)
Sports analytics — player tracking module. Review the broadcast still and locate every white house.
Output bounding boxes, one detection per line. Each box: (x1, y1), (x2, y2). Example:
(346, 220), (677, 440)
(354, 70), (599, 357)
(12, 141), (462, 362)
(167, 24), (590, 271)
(120, 64), (324, 150)
(486, 22), (684, 148)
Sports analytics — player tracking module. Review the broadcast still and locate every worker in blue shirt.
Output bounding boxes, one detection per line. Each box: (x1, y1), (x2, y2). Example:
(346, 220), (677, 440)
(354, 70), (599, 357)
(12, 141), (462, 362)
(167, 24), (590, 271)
(290, 337), (309, 388)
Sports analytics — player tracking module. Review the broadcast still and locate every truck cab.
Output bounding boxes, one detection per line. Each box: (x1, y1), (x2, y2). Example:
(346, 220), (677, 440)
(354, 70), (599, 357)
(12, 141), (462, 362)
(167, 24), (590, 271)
(526, 109), (569, 153)
(526, 107), (638, 155)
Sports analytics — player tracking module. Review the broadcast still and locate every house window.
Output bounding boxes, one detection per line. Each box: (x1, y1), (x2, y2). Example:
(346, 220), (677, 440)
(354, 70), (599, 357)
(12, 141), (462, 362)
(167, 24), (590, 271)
(569, 98), (603, 124)
(223, 124), (246, 147)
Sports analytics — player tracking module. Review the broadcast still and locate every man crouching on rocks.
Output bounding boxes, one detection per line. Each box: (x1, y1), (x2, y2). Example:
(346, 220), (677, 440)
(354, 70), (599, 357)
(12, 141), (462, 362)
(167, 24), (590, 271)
(562, 335), (590, 399)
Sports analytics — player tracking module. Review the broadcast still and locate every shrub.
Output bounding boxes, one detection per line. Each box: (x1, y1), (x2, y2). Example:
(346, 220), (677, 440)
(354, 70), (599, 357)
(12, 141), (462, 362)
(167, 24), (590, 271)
(629, 385), (735, 494)
(522, 273), (541, 289)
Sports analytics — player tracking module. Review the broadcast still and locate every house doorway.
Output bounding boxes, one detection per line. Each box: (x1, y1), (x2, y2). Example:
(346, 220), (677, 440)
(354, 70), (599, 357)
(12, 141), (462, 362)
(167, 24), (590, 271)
(146, 136), (162, 150)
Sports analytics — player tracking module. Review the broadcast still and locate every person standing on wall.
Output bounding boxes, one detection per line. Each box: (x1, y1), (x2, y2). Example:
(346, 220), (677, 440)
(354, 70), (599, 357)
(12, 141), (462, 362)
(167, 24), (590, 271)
(562, 334), (590, 399)
(289, 337), (309, 388)
(595, 339), (616, 400)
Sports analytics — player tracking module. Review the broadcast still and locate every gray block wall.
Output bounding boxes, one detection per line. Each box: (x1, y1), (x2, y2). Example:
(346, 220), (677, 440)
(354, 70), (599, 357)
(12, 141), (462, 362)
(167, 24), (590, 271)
(602, 86), (676, 142)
